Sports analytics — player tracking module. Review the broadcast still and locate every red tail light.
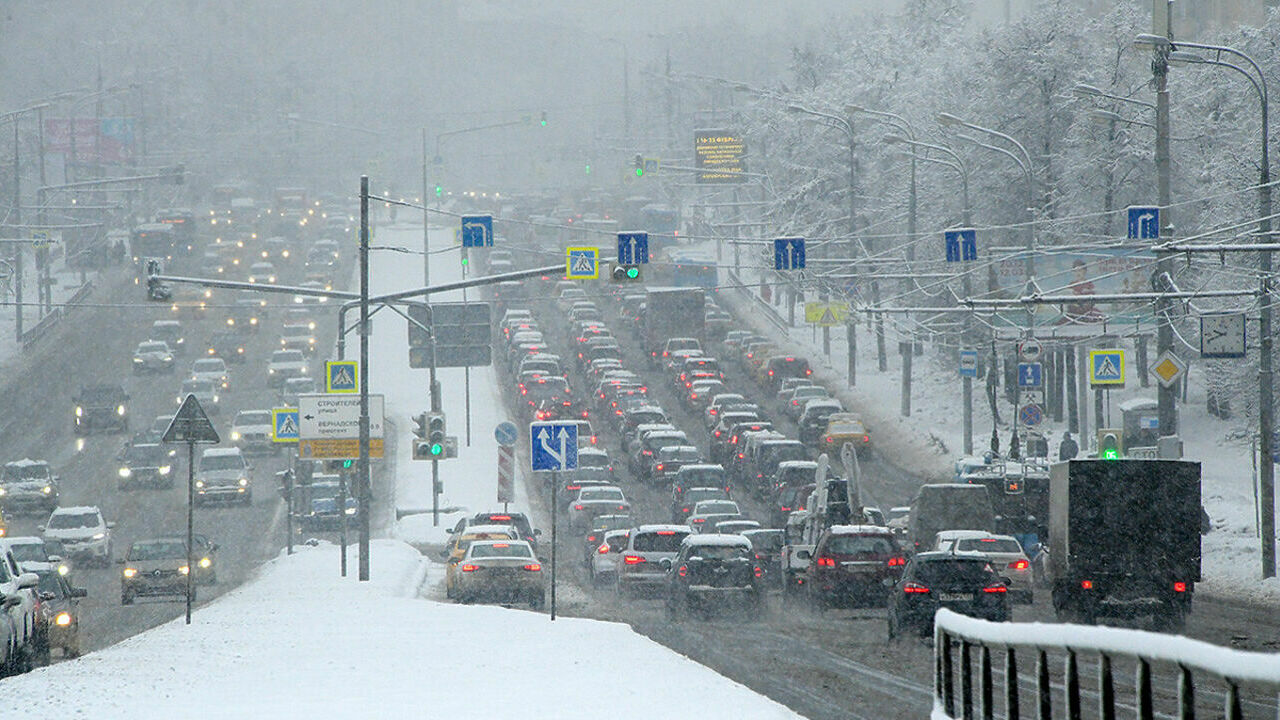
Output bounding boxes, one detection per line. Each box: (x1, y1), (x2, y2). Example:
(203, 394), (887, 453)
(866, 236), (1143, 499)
(805, 369), (812, 375)
(677, 564), (688, 577)
(862, 435), (870, 442)
(682, 508), (691, 514)
(566, 485), (581, 491)
(767, 370), (774, 376)
(655, 464), (664, 472)
(623, 555), (644, 565)
(887, 557), (906, 567)
(1080, 580), (1094, 590)
(692, 518), (705, 524)
(983, 585), (1008, 593)
(523, 564), (542, 572)
(780, 506), (791, 512)
(574, 504), (584, 510)
(815, 557), (836, 567)
(461, 564), (479, 572)
(903, 582), (930, 594)
(656, 530), (676, 536)
(587, 535), (597, 543)
(1173, 581), (1187, 592)
(709, 409), (718, 416)
(754, 566), (764, 578)
(597, 544), (610, 554)
(1008, 560), (1029, 570)
(825, 435), (833, 443)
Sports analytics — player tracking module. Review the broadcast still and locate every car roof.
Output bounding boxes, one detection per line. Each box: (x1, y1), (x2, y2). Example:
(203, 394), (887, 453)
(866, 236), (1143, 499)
(51, 505), (100, 515)
(634, 524), (692, 534)
(201, 447), (243, 457)
(683, 534), (751, 548)
(5, 458), (47, 468)
(677, 464), (723, 473)
(828, 524), (893, 536)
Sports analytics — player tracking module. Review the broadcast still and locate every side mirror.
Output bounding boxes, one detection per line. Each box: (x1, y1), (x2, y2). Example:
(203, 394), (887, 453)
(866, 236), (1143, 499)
(796, 549), (812, 560)
(17, 572), (39, 590)
(533, 529), (542, 536)
(107, 521), (117, 529)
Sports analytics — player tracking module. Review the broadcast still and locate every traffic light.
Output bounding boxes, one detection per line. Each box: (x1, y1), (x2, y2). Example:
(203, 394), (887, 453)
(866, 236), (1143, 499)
(427, 413), (446, 457)
(634, 154), (644, 177)
(585, 164), (591, 175)
(540, 111), (547, 127)
(612, 263), (642, 282)
(411, 412), (438, 461)
(1097, 429), (1124, 460)
(147, 276), (171, 301)
(435, 185), (443, 197)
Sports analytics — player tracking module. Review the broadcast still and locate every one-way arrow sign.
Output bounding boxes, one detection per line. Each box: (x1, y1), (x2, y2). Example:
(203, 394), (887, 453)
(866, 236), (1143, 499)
(164, 394), (221, 444)
(617, 231), (649, 264)
(530, 421), (578, 471)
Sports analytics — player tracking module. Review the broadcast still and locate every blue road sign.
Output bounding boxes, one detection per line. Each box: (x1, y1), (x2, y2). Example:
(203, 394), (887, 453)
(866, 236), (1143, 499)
(959, 350), (979, 378)
(1018, 404), (1044, 427)
(944, 228), (977, 262)
(461, 214), (494, 247)
(1089, 349), (1126, 386)
(1127, 206), (1160, 240)
(325, 360), (359, 393)
(617, 231), (649, 264)
(1017, 362), (1043, 388)
(494, 421), (518, 447)
(530, 421), (578, 471)
(774, 237), (805, 270)
(272, 408), (300, 442)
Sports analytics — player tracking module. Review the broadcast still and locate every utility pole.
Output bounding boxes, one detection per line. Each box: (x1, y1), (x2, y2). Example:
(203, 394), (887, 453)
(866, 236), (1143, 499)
(358, 175), (371, 581)
(421, 128), (430, 285)
(1152, 0), (1178, 443)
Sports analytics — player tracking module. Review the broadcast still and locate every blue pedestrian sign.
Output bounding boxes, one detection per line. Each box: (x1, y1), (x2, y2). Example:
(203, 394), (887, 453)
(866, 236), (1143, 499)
(272, 408), (300, 443)
(944, 228), (977, 262)
(617, 231), (649, 264)
(461, 215), (494, 247)
(1088, 349), (1126, 387)
(494, 421), (518, 447)
(1017, 362), (1043, 388)
(1127, 206), (1160, 240)
(958, 350), (978, 378)
(325, 361), (359, 394)
(530, 421), (578, 471)
(774, 237), (805, 270)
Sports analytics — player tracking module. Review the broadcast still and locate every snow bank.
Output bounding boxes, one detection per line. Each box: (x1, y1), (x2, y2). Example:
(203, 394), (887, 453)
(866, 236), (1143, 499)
(2, 538), (800, 719)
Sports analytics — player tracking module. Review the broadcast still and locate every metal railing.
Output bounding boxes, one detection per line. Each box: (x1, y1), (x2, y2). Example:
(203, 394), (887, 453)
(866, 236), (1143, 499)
(725, 268), (790, 332)
(18, 278), (94, 350)
(934, 608), (1280, 720)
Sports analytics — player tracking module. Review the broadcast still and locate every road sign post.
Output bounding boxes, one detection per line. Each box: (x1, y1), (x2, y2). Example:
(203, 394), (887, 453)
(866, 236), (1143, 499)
(163, 394), (220, 626)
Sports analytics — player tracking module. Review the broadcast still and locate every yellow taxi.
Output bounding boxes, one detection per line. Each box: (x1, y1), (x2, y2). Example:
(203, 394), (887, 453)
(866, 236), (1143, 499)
(820, 414), (872, 456)
(443, 525), (518, 599)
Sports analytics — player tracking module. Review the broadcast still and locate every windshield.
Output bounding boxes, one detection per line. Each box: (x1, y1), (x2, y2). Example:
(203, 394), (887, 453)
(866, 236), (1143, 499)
(193, 360), (225, 373)
(469, 543), (533, 559)
(49, 512), (99, 530)
(200, 454), (246, 472)
(689, 545), (751, 561)
(8, 542), (47, 563)
(124, 445), (165, 463)
(746, 531), (784, 552)
(237, 411), (272, 425)
(285, 379), (316, 392)
(956, 538), (1023, 554)
(128, 541), (187, 561)
(633, 532), (688, 552)
(182, 380), (214, 394)
(3, 464), (50, 481)
(273, 351), (305, 363)
(79, 386), (122, 401)
(36, 572), (65, 595)
(138, 342), (169, 354)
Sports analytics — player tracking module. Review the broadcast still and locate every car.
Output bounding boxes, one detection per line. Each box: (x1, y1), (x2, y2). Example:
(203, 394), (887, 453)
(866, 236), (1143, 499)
(629, 430), (690, 480)
(713, 519), (762, 535)
(819, 415), (872, 456)
(148, 319), (186, 355)
(0, 459), (60, 515)
(247, 261), (277, 284)
(280, 376), (318, 406)
(190, 534), (219, 585)
(31, 567), (86, 660)
(267, 349), (309, 388)
(194, 447), (253, 506)
(0, 537), (60, 575)
(294, 280), (331, 305)
(116, 443), (175, 489)
(887, 552), (1011, 638)
(297, 480), (358, 531)
(72, 384), (130, 435)
(651, 445), (702, 485)
(206, 331), (247, 364)
(704, 393), (748, 429)
(567, 485), (630, 531)
(191, 357), (231, 391)
(452, 539), (545, 609)
(589, 529), (631, 588)
(176, 378), (221, 415)
(784, 386), (832, 420)
(665, 534), (765, 619)
(442, 524), (521, 599)
(41, 506), (113, 567)
(280, 323), (318, 355)
(132, 340), (176, 374)
(119, 538), (194, 605)
(0, 548), (39, 672)
(226, 299), (263, 334)
(468, 512), (540, 553)
(931, 531), (1033, 604)
(685, 379), (727, 412)
(688, 499), (742, 532)
(229, 409), (276, 455)
(742, 528), (785, 585)
(656, 337), (701, 368)
(762, 355), (813, 390)
(284, 307), (318, 332)
(580, 514), (634, 564)
(615, 525), (692, 597)
(802, 525), (906, 610)
(672, 486), (733, 524)
(797, 399), (846, 445)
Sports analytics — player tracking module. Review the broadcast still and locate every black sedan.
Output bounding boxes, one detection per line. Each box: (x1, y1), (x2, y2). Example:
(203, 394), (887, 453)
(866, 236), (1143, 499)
(887, 552), (1010, 639)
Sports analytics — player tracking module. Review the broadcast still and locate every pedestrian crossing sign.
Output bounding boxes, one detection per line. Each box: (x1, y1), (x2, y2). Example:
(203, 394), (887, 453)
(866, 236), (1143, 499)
(272, 408), (300, 443)
(325, 360), (359, 394)
(566, 247), (599, 279)
(1088, 349), (1125, 387)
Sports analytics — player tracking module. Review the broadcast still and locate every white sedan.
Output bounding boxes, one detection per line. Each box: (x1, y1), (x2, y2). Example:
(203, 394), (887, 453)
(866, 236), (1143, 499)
(567, 485), (630, 531)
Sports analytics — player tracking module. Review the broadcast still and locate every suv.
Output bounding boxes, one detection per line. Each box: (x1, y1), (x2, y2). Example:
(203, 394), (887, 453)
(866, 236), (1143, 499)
(762, 355), (813, 391)
(0, 548), (39, 672)
(665, 534), (765, 619)
(206, 331), (247, 363)
(120, 538), (195, 605)
(194, 447), (253, 506)
(41, 506), (113, 567)
(672, 486), (733, 523)
(116, 443), (174, 489)
(469, 512), (540, 554)
(149, 319), (186, 355)
(802, 525), (906, 610)
(267, 350), (309, 388)
(0, 459), (60, 514)
(73, 384), (130, 434)
(887, 552), (1010, 638)
(229, 410), (276, 455)
(615, 525), (692, 597)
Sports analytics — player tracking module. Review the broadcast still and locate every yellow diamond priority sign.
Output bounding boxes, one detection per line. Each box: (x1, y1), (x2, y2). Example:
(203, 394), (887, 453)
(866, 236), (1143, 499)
(1151, 350), (1187, 389)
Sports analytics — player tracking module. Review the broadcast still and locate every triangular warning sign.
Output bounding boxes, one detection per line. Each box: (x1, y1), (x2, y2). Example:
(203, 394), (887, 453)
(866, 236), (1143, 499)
(277, 414), (299, 436)
(1095, 357), (1120, 379)
(819, 308), (838, 325)
(164, 394), (221, 444)
(571, 254), (594, 274)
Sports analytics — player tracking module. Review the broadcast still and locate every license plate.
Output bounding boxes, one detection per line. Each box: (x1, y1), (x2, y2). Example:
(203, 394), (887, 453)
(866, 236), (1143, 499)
(939, 593), (973, 602)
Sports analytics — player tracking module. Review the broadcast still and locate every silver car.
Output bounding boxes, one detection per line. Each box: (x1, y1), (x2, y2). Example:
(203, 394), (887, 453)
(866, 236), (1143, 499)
(132, 341), (175, 374)
(615, 524), (692, 597)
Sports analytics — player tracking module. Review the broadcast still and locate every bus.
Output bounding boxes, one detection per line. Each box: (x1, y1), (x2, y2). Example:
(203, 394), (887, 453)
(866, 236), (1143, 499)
(130, 223), (176, 265)
(669, 254), (718, 289)
(154, 208), (196, 255)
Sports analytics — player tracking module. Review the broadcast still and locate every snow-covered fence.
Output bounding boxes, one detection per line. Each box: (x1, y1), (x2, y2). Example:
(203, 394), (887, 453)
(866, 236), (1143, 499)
(724, 268), (789, 332)
(932, 609), (1280, 720)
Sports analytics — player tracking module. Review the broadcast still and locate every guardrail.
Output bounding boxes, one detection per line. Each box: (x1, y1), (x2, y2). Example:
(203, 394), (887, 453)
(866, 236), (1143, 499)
(19, 278), (94, 351)
(933, 609), (1280, 720)
(725, 268), (790, 332)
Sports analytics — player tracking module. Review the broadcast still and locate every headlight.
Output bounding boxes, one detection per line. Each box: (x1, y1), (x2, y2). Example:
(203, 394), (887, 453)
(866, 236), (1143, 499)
(230, 431), (241, 441)
(118, 467), (132, 478)
(92, 533), (106, 540)
(159, 465), (171, 475)
(179, 566), (190, 575)
(238, 477), (248, 486)
(57, 564), (68, 576)
(75, 406), (83, 417)
(199, 557), (211, 568)
(195, 480), (204, 488)
(344, 507), (357, 515)
(300, 367), (307, 374)
(0, 487), (7, 496)
(282, 250), (290, 258)
(55, 611), (72, 626)
(250, 318), (258, 325)
(133, 358), (144, 364)
(123, 568), (137, 578)
(268, 368), (275, 374)
(41, 485), (52, 494)
(117, 405), (126, 416)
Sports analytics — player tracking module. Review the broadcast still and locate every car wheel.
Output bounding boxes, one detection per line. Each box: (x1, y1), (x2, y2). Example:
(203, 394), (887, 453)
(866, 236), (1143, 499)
(64, 640), (80, 658)
(121, 592), (133, 606)
(530, 593), (545, 611)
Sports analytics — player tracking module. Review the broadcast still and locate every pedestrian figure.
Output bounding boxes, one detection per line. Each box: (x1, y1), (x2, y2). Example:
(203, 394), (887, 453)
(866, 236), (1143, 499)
(1058, 431), (1079, 461)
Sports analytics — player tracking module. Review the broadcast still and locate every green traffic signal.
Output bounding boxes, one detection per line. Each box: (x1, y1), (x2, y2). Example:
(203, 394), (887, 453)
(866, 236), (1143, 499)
(429, 442), (444, 457)
(1101, 448), (1119, 460)
(585, 164), (591, 174)
(540, 111), (547, 127)
(626, 266), (639, 279)
(342, 459), (354, 469)
(635, 167), (644, 177)
(434, 185), (443, 197)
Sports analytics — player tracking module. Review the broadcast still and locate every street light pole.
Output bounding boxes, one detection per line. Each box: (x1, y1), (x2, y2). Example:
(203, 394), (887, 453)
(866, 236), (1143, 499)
(421, 127), (430, 285)
(358, 175), (371, 582)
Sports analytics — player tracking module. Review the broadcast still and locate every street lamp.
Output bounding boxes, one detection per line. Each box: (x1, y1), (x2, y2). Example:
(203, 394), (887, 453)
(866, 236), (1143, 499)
(847, 104), (918, 265)
(1072, 83), (1156, 110)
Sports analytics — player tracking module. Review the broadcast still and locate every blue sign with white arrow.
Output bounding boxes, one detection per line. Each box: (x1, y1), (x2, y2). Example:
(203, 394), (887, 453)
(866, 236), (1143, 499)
(1127, 206), (1160, 240)
(530, 421), (578, 471)
(1017, 362), (1043, 388)
(461, 214), (493, 247)
(617, 231), (649, 264)
(774, 237), (805, 270)
(944, 228), (977, 262)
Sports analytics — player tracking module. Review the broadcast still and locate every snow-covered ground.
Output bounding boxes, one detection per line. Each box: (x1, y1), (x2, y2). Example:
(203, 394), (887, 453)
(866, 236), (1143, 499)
(722, 252), (1280, 603)
(0, 246), (99, 367)
(1, 537), (799, 719)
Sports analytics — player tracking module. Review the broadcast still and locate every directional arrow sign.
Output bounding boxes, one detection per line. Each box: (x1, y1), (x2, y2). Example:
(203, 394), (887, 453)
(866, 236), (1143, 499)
(774, 237), (805, 270)
(530, 421), (578, 471)
(298, 394), (385, 439)
(944, 228), (977, 263)
(461, 214), (493, 247)
(1127, 206), (1160, 240)
(617, 231), (649, 264)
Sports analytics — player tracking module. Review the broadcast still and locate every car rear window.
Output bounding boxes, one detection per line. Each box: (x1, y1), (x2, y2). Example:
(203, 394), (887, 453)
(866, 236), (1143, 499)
(915, 559), (998, 584)
(469, 543), (532, 559)
(956, 538), (1023, 554)
(633, 532), (689, 552)
(827, 535), (895, 555)
(684, 488), (729, 503)
(689, 546), (751, 561)
(695, 501), (739, 515)
(746, 531), (784, 553)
